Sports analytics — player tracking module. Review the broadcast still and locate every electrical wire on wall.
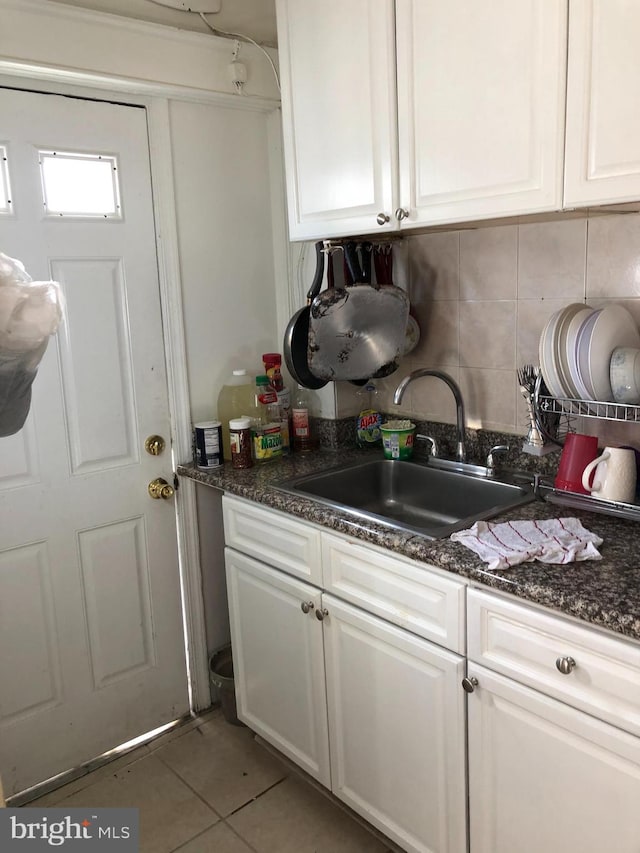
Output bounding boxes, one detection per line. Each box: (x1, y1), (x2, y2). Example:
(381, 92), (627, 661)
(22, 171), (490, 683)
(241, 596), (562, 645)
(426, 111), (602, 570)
(144, 0), (280, 92)
(198, 13), (281, 93)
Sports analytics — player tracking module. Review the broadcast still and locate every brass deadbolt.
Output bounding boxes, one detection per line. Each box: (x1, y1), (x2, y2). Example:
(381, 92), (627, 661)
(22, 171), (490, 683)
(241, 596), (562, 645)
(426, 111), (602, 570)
(145, 435), (166, 456)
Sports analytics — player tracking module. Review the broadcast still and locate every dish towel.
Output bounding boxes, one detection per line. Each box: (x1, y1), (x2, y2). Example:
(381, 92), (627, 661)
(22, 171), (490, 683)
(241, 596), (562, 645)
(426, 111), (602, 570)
(450, 518), (603, 571)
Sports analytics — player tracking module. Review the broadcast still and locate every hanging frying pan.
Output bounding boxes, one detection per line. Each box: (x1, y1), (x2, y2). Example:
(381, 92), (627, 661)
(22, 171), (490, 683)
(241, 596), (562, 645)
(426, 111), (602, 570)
(283, 241), (328, 390)
(374, 242), (421, 356)
(307, 241), (409, 382)
(348, 242), (371, 387)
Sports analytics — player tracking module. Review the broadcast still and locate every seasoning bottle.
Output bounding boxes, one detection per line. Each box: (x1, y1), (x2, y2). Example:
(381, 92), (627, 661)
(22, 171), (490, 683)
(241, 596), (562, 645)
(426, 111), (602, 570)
(262, 352), (284, 392)
(277, 386), (292, 455)
(252, 375), (282, 463)
(229, 417), (253, 469)
(292, 385), (318, 453)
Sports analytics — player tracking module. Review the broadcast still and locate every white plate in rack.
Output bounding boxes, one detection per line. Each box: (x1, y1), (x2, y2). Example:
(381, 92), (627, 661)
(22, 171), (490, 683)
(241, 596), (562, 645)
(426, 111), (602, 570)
(538, 303), (585, 398)
(538, 308), (566, 398)
(584, 304), (640, 401)
(565, 305), (594, 399)
(554, 303), (588, 398)
(576, 309), (600, 399)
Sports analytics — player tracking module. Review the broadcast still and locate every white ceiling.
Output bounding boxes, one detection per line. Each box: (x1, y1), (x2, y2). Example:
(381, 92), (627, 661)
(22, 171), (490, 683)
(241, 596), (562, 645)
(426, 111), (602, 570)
(46, 0), (278, 47)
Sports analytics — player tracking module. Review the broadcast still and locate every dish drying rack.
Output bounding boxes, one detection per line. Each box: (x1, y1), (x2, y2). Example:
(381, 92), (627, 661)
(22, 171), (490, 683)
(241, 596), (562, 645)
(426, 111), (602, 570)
(532, 371), (640, 449)
(534, 393), (640, 423)
(532, 381), (640, 523)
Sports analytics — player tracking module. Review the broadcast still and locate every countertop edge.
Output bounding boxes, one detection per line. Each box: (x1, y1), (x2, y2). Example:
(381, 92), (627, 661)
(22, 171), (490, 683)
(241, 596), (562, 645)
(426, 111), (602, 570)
(178, 453), (640, 645)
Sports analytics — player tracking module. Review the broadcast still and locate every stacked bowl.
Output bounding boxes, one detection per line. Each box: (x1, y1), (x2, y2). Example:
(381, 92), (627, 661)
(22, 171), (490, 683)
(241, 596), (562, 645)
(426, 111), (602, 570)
(539, 303), (640, 404)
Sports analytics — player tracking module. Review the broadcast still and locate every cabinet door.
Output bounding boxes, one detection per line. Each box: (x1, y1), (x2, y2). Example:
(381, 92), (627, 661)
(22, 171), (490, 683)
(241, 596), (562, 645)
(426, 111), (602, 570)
(275, 0), (398, 240)
(468, 663), (640, 853)
(565, 0), (640, 205)
(396, 0), (567, 227)
(225, 548), (331, 786)
(323, 593), (467, 853)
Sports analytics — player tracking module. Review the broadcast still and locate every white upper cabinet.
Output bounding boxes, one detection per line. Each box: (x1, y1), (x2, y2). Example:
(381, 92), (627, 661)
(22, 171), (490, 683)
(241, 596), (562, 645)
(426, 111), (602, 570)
(276, 0), (640, 240)
(395, 0), (567, 227)
(275, 0), (398, 240)
(564, 0), (640, 206)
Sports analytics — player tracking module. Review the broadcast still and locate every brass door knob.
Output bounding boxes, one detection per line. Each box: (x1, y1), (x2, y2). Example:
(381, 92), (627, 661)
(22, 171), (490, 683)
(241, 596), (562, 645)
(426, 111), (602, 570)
(148, 477), (174, 500)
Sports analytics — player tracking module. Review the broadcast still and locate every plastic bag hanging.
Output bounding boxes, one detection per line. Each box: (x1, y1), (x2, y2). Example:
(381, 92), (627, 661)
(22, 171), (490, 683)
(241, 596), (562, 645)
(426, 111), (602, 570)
(0, 252), (64, 436)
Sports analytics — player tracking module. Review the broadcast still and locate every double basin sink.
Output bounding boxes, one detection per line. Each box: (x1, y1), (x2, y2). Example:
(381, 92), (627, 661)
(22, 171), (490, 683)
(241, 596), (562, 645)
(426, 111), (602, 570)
(276, 456), (537, 539)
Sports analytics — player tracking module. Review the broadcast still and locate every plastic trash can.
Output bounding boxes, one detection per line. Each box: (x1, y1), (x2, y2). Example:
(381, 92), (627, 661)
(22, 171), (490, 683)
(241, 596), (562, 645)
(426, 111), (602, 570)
(209, 645), (244, 726)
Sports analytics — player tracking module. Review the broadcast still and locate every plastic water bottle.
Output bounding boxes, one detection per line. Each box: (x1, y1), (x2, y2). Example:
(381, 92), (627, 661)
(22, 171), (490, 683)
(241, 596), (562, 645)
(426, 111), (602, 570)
(216, 369), (258, 461)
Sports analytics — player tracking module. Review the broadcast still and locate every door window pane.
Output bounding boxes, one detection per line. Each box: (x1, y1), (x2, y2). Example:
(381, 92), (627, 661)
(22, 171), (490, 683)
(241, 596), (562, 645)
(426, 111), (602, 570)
(0, 146), (12, 215)
(39, 150), (122, 218)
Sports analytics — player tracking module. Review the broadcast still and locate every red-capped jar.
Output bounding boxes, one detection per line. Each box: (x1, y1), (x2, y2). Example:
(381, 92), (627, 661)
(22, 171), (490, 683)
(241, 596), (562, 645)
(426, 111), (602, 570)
(262, 352), (284, 392)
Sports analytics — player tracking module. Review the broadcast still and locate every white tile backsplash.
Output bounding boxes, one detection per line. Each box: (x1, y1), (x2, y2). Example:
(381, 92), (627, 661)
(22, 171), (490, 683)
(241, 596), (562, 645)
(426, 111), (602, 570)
(586, 214), (640, 298)
(460, 224), (517, 300)
(517, 218), (587, 300)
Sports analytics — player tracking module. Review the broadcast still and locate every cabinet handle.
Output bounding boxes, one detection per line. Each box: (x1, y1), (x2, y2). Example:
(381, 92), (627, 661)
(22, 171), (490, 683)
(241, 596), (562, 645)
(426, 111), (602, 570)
(376, 212), (390, 225)
(300, 601), (315, 614)
(395, 207), (409, 221)
(555, 656), (576, 675)
(461, 676), (479, 693)
(315, 608), (329, 621)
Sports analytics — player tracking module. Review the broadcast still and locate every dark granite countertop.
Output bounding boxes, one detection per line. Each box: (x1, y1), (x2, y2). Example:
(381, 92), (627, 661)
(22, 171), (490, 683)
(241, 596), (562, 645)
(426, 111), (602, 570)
(178, 448), (640, 644)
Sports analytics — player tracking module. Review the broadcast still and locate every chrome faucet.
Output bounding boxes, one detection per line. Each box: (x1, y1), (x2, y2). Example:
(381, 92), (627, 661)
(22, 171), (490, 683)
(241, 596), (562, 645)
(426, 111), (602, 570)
(393, 369), (467, 462)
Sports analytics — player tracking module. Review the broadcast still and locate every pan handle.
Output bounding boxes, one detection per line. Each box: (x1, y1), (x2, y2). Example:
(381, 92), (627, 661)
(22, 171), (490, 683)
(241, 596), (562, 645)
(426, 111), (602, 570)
(306, 241), (325, 302)
(344, 241), (362, 284)
(360, 241), (373, 285)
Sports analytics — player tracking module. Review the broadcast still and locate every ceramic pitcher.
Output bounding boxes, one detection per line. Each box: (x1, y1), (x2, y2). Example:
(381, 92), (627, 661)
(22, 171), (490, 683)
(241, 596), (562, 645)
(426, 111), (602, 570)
(581, 447), (637, 503)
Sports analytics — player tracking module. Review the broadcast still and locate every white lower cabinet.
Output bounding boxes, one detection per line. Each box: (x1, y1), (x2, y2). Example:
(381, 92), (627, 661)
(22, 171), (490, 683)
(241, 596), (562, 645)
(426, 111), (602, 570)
(223, 496), (467, 853)
(224, 496), (640, 853)
(323, 594), (466, 853)
(467, 663), (640, 853)
(467, 588), (640, 853)
(224, 548), (331, 786)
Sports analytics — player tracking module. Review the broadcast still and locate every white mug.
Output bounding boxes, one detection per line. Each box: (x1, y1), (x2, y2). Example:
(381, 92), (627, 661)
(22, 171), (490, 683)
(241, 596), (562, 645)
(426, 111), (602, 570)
(581, 447), (637, 503)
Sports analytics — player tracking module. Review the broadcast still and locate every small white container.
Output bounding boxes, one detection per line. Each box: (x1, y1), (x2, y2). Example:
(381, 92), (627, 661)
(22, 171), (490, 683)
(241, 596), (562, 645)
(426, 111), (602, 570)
(610, 346), (640, 404)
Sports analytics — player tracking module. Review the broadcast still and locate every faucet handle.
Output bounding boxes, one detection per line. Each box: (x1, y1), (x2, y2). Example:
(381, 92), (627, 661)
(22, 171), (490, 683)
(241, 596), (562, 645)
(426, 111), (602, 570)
(486, 444), (509, 474)
(416, 434), (438, 457)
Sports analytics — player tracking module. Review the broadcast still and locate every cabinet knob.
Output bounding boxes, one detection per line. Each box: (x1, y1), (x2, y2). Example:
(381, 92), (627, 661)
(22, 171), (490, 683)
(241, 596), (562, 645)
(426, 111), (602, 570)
(555, 656), (576, 675)
(461, 676), (479, 693)
(315, 608), (329, 621)
(395, 207), (409, 221)
(300, 601), (315, 614)
(376, 212), (390, 225)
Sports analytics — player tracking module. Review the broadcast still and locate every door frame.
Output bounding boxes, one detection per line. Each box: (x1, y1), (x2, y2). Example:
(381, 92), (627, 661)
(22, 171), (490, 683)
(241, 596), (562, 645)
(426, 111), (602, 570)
(0, 60), (279, 713)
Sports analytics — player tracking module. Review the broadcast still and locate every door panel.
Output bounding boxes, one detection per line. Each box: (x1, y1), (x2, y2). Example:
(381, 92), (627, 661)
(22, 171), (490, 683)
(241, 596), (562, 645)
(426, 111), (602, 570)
(467, 663), (640, 853)
(0, 87), (188, 796)
(225, 548), (331, 787)
(323, 593), (467, 853)
(51, 257), (138, 471)
(396, 0), (567, 226)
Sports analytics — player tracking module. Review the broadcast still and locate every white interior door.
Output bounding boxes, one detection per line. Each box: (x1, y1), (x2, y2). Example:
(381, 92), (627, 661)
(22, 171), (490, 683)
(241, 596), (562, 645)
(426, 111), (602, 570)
(0, 87), (189, 797)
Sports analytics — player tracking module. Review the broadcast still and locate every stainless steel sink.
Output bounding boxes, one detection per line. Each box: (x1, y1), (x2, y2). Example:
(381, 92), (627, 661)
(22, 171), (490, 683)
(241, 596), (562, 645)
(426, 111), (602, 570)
(276, 457), (536, 538)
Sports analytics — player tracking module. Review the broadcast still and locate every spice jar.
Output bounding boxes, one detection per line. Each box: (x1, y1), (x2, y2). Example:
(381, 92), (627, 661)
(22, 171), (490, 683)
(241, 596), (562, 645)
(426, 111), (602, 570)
(229, 417), (253, 469)
(262, 352), (284, 391)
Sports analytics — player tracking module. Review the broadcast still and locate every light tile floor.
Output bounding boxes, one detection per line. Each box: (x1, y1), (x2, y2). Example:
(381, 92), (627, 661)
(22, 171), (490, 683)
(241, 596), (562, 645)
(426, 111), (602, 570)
(29, 708), (396, 853)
